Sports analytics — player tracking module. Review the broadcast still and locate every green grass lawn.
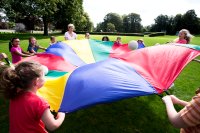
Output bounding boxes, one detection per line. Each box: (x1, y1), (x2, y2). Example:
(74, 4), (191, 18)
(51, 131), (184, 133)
(0, 33), (200, 133)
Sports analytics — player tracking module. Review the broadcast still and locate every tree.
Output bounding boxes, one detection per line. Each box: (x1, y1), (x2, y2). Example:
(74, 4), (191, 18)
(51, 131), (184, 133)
(150, 10), (200, 35)
(54, 0), (84, 33)
(75, 12), (93, 32)
(154, 14), (170, 32)
(182, 10), (200, 34)
(103, 13), (122, 32)
(172, 14), (183, 34)
(106, 23), (115, 32)
(122, 13), (142, 33)
(95, 22), (104, 32)
(1, 0), (66, 35)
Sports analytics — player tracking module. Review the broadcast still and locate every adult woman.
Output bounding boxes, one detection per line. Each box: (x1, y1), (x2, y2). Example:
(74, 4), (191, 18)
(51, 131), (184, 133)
(64, 24), (77, 40)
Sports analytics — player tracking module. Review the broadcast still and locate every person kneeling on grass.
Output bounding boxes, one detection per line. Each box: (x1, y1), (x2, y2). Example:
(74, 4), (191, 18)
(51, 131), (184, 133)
(27, 36), (47, 53)
(0, 61), (65, 133)
(162, 88), (200, 133)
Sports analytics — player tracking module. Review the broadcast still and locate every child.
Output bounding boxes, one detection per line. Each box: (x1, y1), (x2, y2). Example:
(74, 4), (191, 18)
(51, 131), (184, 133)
(9, 37), (33, 64)
(173, 29), (193, 44)
(137, 39), (146, 49)
(85, 33), (90, 39)
(102, 36), (110, 41)
(27, 36), (47, 53)
(162, 92), (200, 133)
(49, 36), (57, 46)
(0, 61), (65, 133)
(114, 37), (122, 45)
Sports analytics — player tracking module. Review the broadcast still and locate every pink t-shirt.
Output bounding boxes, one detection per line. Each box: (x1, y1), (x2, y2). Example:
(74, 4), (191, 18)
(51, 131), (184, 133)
(11, 46), (22, 63)
(9, 91), (49, 133)
(175, 39), (187, 44)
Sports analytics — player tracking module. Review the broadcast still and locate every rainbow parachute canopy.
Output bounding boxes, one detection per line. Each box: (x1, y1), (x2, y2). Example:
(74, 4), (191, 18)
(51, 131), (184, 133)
(21, 40), (200, 113)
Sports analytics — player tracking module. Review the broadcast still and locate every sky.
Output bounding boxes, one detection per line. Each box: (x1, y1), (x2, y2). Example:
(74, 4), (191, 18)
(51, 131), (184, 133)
(83, 0), (200, 27)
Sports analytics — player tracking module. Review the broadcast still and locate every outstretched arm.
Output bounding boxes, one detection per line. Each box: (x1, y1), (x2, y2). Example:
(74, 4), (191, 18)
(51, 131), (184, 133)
(14, 50), (33, 57)
(38, 45), (47, 50)
(162, 96), (189, 128)
(42, 109), (65, 131)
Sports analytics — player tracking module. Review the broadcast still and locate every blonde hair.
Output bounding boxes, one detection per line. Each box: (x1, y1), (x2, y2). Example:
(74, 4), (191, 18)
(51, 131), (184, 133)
(179, 29), (194, 44)
(68, 24), (75, 29)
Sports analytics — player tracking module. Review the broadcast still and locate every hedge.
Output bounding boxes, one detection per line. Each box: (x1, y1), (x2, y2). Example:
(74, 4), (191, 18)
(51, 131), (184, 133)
(76, 31), (144, 37)
(148, 32), (165, 37)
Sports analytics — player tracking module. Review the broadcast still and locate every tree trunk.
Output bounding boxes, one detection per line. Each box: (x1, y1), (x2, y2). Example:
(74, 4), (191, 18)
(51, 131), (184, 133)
(43, 16), (48, 36)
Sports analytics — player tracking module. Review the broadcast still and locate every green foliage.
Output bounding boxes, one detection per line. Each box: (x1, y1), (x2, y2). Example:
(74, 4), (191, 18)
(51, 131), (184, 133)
(150, 10), (200, 35)
(96, 12), (142, 33)
(103, 13), (123, 32)
(106, 23), (115, 32)
(0, 33), (200, 133)
(123, 13), (142, 33)
(54, 0), (84, 33)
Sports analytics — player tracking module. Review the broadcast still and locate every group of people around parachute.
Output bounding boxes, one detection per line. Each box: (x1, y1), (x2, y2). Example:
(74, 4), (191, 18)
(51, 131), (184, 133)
(0, 25), (199, 133)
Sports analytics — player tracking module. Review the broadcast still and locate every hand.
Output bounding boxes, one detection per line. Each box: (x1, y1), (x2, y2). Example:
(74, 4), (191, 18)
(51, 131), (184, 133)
(56, 112), (65, 119)
(0, 61), (6, 65)
(1, 53), (7, 58)
(30, 53), (35, 56)
(162, 95), (172, 104)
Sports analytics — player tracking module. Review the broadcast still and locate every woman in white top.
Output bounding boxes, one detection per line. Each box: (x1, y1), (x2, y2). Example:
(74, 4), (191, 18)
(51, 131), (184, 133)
(64, 24), (77, 40)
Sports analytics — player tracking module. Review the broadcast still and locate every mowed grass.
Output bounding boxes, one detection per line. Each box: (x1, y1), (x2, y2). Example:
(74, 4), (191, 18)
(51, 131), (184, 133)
(0, 33), (200, 133)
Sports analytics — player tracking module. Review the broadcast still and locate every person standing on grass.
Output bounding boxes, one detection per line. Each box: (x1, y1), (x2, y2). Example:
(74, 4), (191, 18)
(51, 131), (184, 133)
(0, 61), (65, 133)
(162, 90), (200, 133)
(173, 29), (193, 44)
(27, 36), (47, 53)
(64, 24), (77, 40)
(9, 37), (34, 64)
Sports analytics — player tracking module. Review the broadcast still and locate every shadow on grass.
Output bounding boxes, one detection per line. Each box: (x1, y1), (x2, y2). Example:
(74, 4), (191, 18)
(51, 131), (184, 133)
(0, 97), (9, 133)
(0, 33), (63, 41)
(53, 95), (179, 133)
(0, 95), (179, 133)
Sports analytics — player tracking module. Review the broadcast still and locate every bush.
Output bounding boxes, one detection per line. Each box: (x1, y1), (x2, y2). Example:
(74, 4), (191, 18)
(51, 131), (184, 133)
(149, 32), (165, 37)
(0, 22), (9, 29)
(14, 23), (26, 33)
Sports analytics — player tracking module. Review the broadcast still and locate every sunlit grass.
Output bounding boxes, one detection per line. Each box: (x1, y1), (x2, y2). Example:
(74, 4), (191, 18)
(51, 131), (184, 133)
(0, 33), (199, 133)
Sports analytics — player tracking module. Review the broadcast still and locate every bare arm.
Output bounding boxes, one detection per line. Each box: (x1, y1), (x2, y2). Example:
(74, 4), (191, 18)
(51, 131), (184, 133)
(13, 50), (33, 57)
(162, 96), (189, 128)
(38, 45), (47, 50)
(42, 109), (65, 131)
(22, 50), (34, 55)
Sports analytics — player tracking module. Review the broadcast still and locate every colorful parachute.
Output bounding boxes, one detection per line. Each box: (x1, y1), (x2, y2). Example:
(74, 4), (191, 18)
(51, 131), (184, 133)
(22, 40), (200, 113)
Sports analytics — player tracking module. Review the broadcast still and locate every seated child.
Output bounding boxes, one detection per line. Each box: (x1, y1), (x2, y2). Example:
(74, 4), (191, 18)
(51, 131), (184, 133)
(85, 33), (90, 39)
(27, 36), (47, 53)
(114, 37), (122, 45)
(173, 29), (193, 44)
(102, 36), (110, 41)
(137, 39), (146, 49)
(9, 37), (34, 64)
(49, 36), (57, 46)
